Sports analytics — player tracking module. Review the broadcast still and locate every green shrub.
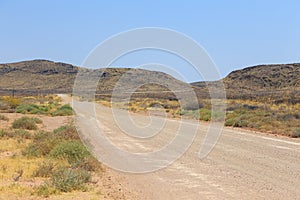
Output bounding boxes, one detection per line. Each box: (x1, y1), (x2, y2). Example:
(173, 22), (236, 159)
(225, 118), (235, 126)
(32, 117), (43, 124)
(23, 125), (80, 158)
(0, 128), (31, 139)
(211, 111), (226, 121)
(16, 104), (45, 114)
(33, 161), (55, 177)
(33, 184), (58, 197)
(12, 129), (31, 139)
(14, 120), (37, 130)
(51, 167), (91, 192)
(51, 104), (74, 116)
(0, 129), (7, 137)
(32, 130), (49, 140)
(225, 113), (250, 127)
(49, 140), (90, 165)
(291, 128), (300, 138)
(0, 114), (9, 121)
(22, 131), (59, 157)
(233, 119), (249, 127)
(53, 125), (80, 140)
(35, 140), (59, 156)
(199, 108), (211, 121)
(22, 144), (41, 157)
(75, 156), (103, 172)
(179, 109), (189, 116)
(12, 116), (42, 130)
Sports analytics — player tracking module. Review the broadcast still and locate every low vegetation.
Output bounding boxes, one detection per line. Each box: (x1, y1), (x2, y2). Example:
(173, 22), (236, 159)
(0, 121), (103, 198)
(0, 114), (9, 121)
(16, 103), (74, 116)
(0, 95), (103, 198)
(51, 104), (74, 116)
(49, 140), (90, 166)
(12, 116), (42, 130)
(32, 161), (55, 178)
(101, 97), (300, 138)
(21, 123), (102, 196)
(15, 104), (51, 114)
(292, 128), (300, 138)
(0, 96), (21, 110)
(51, 167), (91, 192)
(0, 95), (74, 116)
(223, 100), (300, 137)
(0, 129), (31, 139)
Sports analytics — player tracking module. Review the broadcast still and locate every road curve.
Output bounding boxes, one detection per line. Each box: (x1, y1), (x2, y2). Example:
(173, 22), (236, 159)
(64, 95), (300, 200)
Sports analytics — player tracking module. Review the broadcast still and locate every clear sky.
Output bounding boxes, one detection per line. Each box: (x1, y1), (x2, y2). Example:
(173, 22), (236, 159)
(0, 0), (299, 82)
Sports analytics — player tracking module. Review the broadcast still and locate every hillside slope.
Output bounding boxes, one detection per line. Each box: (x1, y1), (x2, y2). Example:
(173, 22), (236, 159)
(192, 63), (300, 100)
(0, 60), (77, 94)
(0, 60), (198, 99)
(2, 60), (299, 101)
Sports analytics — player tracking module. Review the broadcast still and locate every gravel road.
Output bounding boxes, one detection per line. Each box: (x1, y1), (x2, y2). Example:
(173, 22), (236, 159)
(63, 95), (300, 200)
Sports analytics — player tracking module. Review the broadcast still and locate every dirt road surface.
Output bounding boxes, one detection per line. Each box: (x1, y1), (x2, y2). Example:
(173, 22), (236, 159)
(62, 95), (300, 200)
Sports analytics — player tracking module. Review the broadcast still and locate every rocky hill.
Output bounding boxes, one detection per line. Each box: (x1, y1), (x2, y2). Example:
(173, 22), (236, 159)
(0, 60), (198, 99)
(2, 60), (299, 101)
(192, 63), (300, 100)
(0, 60), (78, 95)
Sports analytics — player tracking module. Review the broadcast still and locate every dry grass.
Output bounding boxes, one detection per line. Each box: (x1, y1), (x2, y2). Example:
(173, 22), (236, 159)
(0, 124), (104, 199)
(0, 95), (108, 199)
(98, 97), (300, 138)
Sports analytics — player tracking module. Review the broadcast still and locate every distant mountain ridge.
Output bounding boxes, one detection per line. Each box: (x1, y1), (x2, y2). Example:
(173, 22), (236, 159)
(1, 60), (299, 100)
(192, 63), (300, 99)
(0, 60), (195, 99)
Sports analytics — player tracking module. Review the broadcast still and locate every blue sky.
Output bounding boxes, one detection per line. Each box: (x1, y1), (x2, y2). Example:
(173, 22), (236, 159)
(0, 0), (299, 82)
